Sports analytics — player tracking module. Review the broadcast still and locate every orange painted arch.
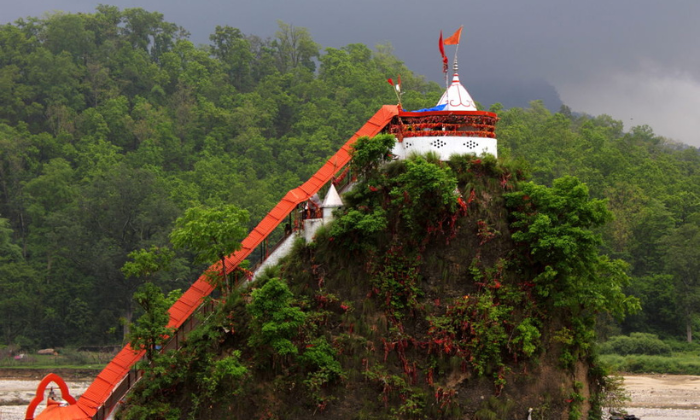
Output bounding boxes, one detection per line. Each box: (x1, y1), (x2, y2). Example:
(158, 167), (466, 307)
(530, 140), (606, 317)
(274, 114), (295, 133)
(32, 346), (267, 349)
(25, 373), (79, 420)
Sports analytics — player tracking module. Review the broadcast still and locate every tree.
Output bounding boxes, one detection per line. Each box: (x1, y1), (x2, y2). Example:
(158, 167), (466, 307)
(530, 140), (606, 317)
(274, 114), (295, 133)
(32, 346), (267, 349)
(75, 163), (179, 341)
(128, 282), (177, 362)
(0, 217), (39, 345)
(661, 222), (700, 342)
(247, 277), (307, 364)
(209, 25), (253, 91)
(121, 246), (175, 337)
(42, 12), (96, 61)
(505, 176), (639, 321)
(0, 124), (40, 252)
(170, 204), (248, 294)
(273, 21), (319, 73)
(120, 8), (185, 62)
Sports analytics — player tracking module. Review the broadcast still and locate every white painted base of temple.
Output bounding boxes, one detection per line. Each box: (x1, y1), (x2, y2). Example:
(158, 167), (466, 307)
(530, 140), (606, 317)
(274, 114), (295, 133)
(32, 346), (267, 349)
(303, 218), (325, 243)
(392, 136), (497, 160)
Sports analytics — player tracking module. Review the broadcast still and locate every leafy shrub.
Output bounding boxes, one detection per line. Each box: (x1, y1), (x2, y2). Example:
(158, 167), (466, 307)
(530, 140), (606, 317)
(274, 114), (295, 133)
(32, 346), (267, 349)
(600, 354), (700, 374)
(329, 208), (387, 251)
(664, 339), (700, 353)
(474, 396), (514, 420)
(199, 351), (248, 395)
(350, 134), (396, 178)
(300, 337), (345, 409)
(599, 333), (671, 356)
(389, 155), (458, 236)
(247, 278), (307, 358)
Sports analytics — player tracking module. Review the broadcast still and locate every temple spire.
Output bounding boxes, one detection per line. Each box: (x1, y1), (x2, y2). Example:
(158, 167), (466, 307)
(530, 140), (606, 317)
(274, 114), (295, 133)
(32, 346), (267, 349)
(436, 66), (477, 111)
(437, 26), (475, 111)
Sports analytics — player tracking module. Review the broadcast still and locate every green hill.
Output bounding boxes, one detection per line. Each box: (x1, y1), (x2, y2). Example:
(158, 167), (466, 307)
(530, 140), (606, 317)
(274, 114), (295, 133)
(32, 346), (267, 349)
(117, 139), (636, 420)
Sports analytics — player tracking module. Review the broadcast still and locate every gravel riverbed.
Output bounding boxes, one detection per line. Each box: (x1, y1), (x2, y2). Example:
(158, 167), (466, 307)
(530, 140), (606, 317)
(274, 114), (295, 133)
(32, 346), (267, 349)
(620, 375), (700, 420)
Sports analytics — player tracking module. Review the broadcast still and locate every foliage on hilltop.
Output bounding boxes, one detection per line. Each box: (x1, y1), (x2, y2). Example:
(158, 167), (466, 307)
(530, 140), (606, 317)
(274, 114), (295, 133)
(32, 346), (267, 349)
(117, 138), (637, 420)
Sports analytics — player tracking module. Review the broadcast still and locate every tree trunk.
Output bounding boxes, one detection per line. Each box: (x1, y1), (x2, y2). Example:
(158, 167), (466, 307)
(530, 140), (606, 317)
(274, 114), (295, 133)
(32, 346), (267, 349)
(123, 303), (133, 342)
(220, 256), (229, 295)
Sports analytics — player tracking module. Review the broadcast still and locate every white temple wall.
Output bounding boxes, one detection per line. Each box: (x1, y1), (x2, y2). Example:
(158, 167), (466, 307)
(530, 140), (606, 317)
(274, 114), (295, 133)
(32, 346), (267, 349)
(392, 136), (497, 160)
(303, 218), (325, 243)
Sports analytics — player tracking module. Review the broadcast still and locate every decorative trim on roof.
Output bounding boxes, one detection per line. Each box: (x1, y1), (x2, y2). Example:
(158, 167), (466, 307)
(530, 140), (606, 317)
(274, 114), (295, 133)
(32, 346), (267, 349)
(437, 72), (477, 111)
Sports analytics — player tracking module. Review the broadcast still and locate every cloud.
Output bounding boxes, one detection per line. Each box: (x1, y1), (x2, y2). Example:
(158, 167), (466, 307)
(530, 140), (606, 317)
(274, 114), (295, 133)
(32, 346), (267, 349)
(2, 0), (700, 148)
(558, 61), (700, 147)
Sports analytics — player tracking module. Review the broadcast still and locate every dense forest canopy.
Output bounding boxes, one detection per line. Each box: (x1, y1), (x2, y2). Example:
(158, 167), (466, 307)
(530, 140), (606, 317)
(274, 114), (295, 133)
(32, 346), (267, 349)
(0, 6), (698, 349)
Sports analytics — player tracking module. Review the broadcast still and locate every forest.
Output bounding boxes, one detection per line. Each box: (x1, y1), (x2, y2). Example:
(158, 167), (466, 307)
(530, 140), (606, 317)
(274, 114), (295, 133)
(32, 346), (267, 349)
(0, 6), (699, 351)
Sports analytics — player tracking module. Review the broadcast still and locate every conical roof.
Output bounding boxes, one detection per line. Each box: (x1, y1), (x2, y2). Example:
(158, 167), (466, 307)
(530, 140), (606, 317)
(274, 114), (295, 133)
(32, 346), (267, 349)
(322, 184), (343, 208)
(437, 71), (477, 111)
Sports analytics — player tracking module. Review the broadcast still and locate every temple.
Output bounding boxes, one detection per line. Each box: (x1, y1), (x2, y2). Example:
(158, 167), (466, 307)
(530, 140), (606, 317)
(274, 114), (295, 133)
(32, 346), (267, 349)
(390, 61), (498, 160)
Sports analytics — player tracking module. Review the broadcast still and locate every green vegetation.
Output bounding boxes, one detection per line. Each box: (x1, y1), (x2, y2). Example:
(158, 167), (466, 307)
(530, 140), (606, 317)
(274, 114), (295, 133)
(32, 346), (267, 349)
(599, 333), (672, 356)
(116, 137), (637, 419)
(170, 204), (249, 293)
(128, 283), (179, 363)
(0, 7), (441, 349)
(601, 354), (700, 375)
(0, 6), (699, 419)
(598, 333), (700, 374)
(495, 103), (700, 344)
(0, 345), (110, 369)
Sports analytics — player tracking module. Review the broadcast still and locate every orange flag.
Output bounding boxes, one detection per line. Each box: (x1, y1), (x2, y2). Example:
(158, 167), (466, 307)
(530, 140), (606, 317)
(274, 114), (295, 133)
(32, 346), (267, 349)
(443, 26), (463, 45)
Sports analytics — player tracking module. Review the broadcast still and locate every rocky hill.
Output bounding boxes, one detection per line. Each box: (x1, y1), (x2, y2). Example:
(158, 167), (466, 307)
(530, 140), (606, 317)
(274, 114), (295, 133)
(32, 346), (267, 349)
(117, 136), (638, 420)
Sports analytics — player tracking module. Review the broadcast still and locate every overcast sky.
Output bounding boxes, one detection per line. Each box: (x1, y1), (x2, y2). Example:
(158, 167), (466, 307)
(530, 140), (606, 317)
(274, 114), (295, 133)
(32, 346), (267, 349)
(3, 0), (700, 147)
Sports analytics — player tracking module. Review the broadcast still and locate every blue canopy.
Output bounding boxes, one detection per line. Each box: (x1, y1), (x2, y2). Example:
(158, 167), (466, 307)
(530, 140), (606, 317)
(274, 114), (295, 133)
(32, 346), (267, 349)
(408, 103), (447, 113)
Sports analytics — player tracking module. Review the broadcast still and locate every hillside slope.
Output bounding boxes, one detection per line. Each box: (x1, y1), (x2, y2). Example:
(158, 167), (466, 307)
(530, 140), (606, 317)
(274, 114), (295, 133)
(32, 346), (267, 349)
(117, 139), (637, 420)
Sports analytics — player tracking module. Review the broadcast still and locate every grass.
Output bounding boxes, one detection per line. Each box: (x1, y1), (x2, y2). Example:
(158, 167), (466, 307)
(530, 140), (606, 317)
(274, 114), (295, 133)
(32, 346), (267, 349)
(598, 333), (700, 375)
(600, 353), (700, 375)
(0, 351), (111, 370)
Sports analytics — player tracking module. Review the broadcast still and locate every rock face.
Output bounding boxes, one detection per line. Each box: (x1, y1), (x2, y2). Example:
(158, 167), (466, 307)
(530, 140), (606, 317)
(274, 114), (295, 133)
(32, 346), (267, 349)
(117, 149), (636, 420)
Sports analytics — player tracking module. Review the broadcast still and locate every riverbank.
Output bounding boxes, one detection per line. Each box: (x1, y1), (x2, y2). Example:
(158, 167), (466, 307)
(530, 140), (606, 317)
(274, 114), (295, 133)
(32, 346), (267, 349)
(0, 368), (101, 381)
(620, 374), (700, 420)
(1, 373), (699, 419)
(624, 374), (700, 409)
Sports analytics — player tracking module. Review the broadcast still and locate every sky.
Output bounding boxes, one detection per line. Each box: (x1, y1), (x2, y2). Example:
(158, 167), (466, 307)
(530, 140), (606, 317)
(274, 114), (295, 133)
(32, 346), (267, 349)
(3, 0), (700, 147)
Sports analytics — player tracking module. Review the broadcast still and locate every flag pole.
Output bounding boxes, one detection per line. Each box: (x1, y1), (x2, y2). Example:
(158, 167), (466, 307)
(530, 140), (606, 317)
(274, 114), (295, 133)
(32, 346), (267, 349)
(445, 63), (449, 90)
(443, 26), (463, 83)
(453, 41), (460, 74)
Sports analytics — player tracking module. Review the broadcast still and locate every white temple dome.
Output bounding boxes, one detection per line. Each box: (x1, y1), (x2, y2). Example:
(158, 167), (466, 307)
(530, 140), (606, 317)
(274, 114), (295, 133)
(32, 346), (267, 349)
(436, 72), (477, 111)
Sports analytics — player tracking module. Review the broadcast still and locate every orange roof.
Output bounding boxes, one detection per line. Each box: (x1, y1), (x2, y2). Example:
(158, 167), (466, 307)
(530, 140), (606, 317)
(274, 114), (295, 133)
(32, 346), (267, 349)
(35, 404), (91, 420)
